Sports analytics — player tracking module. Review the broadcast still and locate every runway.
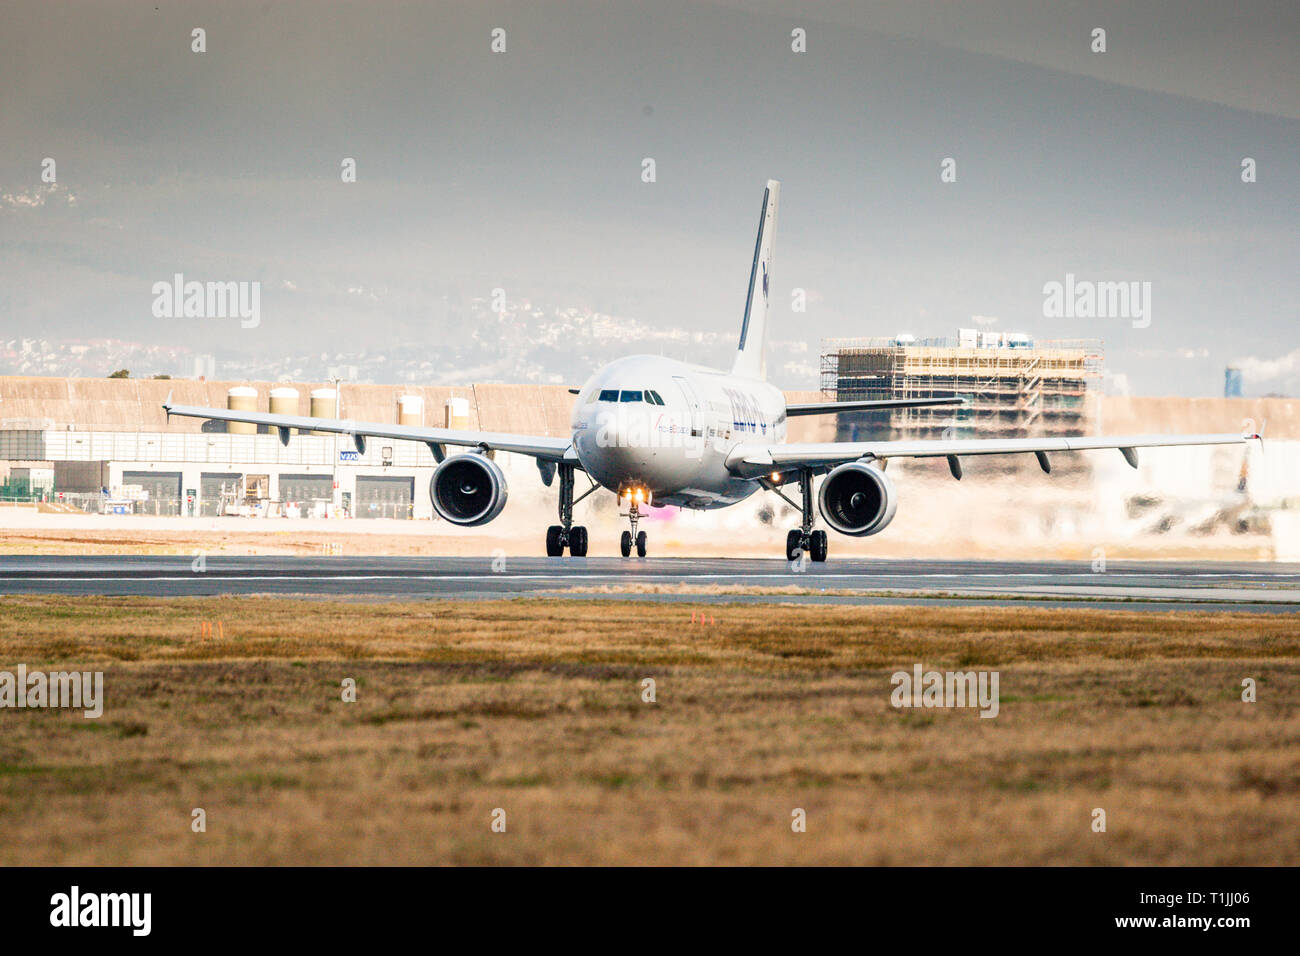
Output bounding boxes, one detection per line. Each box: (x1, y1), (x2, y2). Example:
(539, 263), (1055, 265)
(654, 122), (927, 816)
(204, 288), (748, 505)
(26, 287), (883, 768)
(2, 555), (1299, 611)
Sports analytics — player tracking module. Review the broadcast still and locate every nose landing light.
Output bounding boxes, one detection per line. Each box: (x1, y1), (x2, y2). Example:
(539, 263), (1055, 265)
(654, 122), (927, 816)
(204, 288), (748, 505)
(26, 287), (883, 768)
(618, 484), (652, 507)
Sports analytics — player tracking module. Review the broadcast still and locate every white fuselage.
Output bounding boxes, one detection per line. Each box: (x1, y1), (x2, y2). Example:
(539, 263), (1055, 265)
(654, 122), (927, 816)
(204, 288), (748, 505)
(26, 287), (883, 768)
(571, 353), (787, 509)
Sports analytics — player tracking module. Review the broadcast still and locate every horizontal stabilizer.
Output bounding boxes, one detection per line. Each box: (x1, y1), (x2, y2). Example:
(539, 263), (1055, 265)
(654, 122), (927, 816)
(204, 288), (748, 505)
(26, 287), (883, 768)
(786, 397), (966, 417)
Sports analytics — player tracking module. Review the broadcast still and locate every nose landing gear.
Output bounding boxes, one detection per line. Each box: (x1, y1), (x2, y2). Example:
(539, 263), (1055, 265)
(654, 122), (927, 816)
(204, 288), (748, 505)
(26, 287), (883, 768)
(620, 502), (647, 557)
(777, 468), (828, 562)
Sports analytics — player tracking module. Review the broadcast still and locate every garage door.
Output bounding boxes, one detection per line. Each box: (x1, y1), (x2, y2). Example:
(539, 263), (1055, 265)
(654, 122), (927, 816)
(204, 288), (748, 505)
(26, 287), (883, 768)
(279, 474), (334, 513)
(354, 475), (413, 519)
(122, 471), (182, 516)
(200, 472), (241, 517)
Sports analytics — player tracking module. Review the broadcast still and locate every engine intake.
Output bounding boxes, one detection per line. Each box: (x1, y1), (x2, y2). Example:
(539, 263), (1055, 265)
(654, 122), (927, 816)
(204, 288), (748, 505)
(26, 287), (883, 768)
(818, 460), (897, 537)
(430, 454), (508, 526)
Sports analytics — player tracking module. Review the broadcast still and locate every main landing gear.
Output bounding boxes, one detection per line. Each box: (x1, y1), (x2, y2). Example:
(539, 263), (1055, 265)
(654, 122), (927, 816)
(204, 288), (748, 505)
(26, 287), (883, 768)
(546, 463), (592, 557)
(543, 466), (648, 559)
(776, 468), (827, 562)
(620, 501), (647, 558)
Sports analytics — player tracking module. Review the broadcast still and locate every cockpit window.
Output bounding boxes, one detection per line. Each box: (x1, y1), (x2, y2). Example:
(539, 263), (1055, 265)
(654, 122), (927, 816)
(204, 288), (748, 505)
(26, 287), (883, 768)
(598, 388), (663, 404)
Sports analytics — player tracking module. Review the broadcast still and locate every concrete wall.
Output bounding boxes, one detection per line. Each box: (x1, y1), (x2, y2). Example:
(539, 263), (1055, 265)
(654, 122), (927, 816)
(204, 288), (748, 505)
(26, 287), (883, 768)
(0, 376), (481, 434)
(0, 376), (843, 441)
(1099, 396), (1300, 439)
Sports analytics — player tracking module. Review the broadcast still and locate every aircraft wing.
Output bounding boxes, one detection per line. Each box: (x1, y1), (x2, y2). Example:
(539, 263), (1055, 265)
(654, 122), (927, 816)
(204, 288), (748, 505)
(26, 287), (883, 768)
(725, 432), (1256, 479)
(162, 399), (576, 461)
(786, 397), (965, 416)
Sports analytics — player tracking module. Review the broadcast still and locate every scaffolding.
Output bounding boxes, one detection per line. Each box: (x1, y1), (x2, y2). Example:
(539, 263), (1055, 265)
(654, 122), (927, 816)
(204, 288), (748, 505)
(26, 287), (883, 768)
(820, 337), (1103, 471)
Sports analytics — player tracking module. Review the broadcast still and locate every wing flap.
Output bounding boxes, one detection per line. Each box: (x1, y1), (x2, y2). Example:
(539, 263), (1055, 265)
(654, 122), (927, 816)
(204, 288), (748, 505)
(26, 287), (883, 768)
(727, 432), (1253, 477)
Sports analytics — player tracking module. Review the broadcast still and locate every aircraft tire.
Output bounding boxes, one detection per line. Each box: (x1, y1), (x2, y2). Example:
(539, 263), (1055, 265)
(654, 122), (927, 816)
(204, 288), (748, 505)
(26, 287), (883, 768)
(810, 529), (828, 562)
(785, 529), (802, 561)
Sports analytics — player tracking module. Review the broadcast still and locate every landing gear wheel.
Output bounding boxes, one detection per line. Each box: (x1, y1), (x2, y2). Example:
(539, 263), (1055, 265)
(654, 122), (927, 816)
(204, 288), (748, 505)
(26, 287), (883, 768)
(780, 469), (823, 563)
(551, 464), (591, 557)
(635, 530), (647, 558)
(620, 530), (632, 557)
(785, 529), (803, 561)
(810, 529), (828, 562)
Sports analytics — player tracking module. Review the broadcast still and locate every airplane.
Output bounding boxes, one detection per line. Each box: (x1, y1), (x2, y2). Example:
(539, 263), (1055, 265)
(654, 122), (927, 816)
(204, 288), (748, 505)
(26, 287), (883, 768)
(162, 180), (1259, 561)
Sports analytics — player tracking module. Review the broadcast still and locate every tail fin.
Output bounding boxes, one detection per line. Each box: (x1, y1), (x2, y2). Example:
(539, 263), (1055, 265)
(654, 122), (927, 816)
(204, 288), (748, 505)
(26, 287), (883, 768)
(732, 179), (780, 380)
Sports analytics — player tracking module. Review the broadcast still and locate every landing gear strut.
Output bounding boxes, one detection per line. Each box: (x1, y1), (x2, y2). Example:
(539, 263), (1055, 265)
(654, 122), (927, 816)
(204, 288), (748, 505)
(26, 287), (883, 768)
(620, 501), (647, 557)
(545, 463), (589, 557)
(780, 468), (827, 562)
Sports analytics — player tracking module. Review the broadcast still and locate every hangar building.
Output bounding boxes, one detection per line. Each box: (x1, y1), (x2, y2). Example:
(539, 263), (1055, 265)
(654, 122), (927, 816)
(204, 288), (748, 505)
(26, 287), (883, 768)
(0, 376), (830, 518)
(0, 378), (567, 519)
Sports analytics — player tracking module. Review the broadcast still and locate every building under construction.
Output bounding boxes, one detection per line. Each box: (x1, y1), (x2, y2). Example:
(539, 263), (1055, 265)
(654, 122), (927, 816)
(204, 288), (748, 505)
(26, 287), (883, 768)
(820, 332), (1103, 472)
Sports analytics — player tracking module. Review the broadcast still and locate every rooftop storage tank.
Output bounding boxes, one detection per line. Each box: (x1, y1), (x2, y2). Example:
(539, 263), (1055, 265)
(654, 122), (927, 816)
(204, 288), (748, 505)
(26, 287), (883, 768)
(445, 396), (470, 430)
(269, 386), (299, 436)
(398, 394), (423, 427)
(226, 386), (258, 435)
(309, 387), (337, 436)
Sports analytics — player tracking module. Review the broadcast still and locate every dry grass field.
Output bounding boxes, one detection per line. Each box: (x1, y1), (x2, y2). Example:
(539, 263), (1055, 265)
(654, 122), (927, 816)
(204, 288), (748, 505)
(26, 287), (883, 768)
(1, 596), (1297, 865)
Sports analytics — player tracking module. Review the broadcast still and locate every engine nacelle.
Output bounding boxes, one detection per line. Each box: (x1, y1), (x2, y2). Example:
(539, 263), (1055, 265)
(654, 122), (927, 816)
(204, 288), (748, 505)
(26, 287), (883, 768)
(429, 454), (508, 526)
(818, 460), (898, 537)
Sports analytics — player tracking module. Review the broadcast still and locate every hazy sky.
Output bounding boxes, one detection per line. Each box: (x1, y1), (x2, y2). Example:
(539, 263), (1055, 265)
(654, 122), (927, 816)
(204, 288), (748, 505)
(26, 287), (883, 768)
(1, 0), (1297, 394)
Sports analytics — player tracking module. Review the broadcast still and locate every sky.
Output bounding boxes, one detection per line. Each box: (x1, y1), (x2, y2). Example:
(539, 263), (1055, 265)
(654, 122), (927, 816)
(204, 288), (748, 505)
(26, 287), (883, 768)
(1, 0), (1297, 395)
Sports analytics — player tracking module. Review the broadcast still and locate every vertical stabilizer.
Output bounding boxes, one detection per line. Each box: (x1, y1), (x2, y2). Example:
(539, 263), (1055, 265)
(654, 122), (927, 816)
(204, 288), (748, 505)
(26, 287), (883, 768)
(732, 179), (780, 380)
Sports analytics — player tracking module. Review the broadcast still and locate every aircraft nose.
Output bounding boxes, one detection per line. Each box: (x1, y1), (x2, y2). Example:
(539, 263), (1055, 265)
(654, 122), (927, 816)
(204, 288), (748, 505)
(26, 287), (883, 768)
(597, 412), (646, 464)
(587, 406), (671, 473)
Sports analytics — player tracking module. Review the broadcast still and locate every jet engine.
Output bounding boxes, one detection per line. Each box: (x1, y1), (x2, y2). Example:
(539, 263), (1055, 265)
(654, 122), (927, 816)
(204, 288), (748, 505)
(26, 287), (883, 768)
(817, 460), (898, 536)
(429, 454), (508, 526)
